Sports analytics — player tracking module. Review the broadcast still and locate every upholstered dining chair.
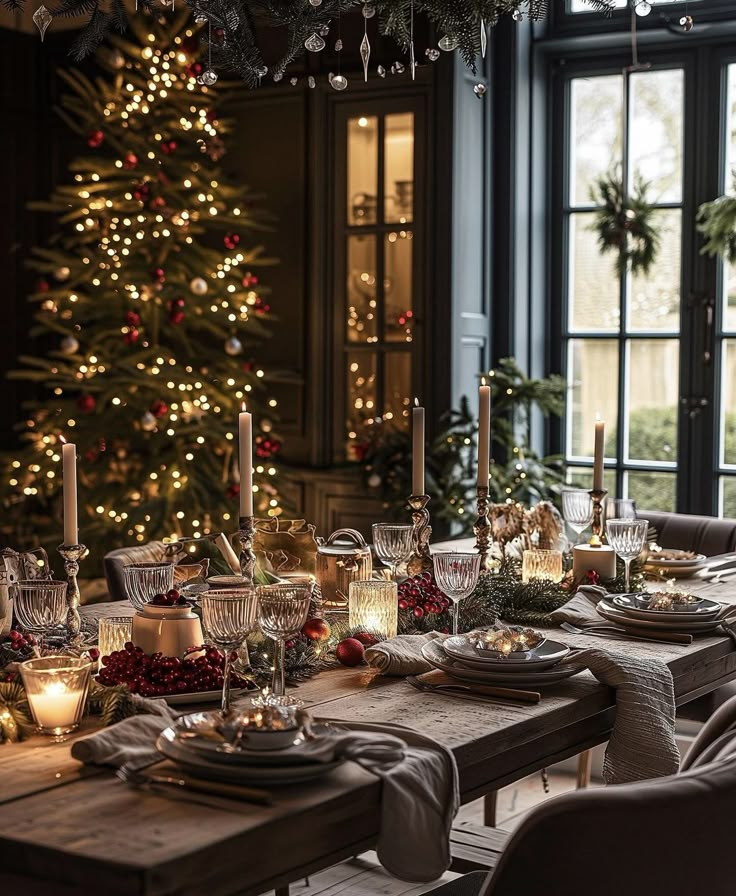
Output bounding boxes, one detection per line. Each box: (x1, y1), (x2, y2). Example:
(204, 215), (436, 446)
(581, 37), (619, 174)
(442, 748), (736, 896)
(639, 508), (736, 556)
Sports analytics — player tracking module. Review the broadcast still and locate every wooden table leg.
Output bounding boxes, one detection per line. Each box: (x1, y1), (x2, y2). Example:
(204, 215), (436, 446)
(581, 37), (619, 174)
(576, 750), (593, 789)
(483, 791), (498, 827)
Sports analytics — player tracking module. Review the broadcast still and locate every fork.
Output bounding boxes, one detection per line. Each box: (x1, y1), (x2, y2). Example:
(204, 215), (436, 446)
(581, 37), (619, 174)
(560, 621), (692, 646)
(117, 764), (273, 806)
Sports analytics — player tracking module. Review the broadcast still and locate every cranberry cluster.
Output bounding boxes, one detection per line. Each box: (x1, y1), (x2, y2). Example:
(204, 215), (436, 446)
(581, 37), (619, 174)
(150, 588), (189, 607)
(97, 643), (253, 697)
(6, 629), (36, 652)
(398, 573), (450, 619)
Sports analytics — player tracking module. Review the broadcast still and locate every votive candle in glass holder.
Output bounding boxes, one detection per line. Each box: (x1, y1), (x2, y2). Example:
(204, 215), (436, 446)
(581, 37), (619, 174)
(20, 655), (92, 739)
(98, 616), (133, 668)
(521, 549), (564, 584)
(348, 581), (398, 640)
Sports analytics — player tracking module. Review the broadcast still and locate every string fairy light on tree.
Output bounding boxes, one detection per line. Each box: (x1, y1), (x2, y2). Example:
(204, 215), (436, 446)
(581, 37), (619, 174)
(1, 11), (283, 563)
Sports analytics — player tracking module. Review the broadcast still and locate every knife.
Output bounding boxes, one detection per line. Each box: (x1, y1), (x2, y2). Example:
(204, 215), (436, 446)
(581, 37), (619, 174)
(407, 675), (541, 705)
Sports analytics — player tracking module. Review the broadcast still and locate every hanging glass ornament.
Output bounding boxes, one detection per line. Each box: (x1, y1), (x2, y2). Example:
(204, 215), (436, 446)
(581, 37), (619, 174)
(391, 61), (405, 75)
(290, 76), (299, 86)
(438, 34), (459, 51)
(224, 336), (243, 356)
(60, 335), (79, 355)
(308, 75), (316, 88)
(194, 12), (208, 23)
(190, 277), (208, 295)
(512, 9), (523, 21)
(55, 266), (71, 281)
(318, 23), (330, 36)
(679, 14), (693, 31)
(425, 48), (440, 62)
(304, 32), (326, 52)
(330, 73), (348, 91)
(474, 83), (487, 98)
(32, 5), (52, 41)
(273, 71), (284, 82)
(141, 411), (158, 432)
(335, 38), (343, 51)
(634, 1), (651, 16)
(377, 64), (386, 77)
(362, 3), (376, 18)
(256, 65), (268, 78)
(480, 18), (488, 57)
(309, 0), (323, 5)
(199, 68), (218, 85)
(360, 32), (371, 81)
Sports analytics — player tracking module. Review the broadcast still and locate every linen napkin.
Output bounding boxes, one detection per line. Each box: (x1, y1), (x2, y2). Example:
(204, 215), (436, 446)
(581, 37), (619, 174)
(548, 583), (609, 627)
(71, 697), (176, 767)
(365, 631), (445, 676)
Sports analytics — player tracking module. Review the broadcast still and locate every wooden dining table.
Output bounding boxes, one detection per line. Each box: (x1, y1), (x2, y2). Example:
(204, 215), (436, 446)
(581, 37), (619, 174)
(1, 573), (736, 896)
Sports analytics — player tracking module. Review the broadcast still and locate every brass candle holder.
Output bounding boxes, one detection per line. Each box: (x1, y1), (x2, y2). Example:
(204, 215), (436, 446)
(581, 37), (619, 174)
(473, 485), (493, 570)
(588, 488), (608, 547)
(407, 494), (433, 576)
(238, 515), (257, 585)
(57, 543), (86, 646)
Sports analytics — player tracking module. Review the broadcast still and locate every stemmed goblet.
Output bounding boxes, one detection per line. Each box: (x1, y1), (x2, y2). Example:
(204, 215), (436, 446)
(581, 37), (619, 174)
(561, 488), (594, 544)
(257, 584), (311, 700)
(200, 588), (259, 714)
(606, 518), (649, 593)
(372, 524), (414, 581)
(433, 552), (482, 636)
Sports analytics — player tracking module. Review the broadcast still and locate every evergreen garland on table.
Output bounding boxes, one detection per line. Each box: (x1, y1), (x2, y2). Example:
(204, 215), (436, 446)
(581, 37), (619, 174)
(696, 176), (736, 264)
(591, 171), (660, 277)
(247, 633), (323, 685)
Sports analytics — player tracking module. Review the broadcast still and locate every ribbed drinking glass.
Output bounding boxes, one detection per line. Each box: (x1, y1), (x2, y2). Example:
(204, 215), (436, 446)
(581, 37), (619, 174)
(605, 498), (637, 523)
(257, 584), (311, 700)
(606, 518), (649, 593)
(122, 562), (174, 611)
(200, 589), (259, 714)
(433, 552), (482, 636)
(11, 580), (67, 633)
(372, 524), (414, 580)
(561, 488), (594, 543)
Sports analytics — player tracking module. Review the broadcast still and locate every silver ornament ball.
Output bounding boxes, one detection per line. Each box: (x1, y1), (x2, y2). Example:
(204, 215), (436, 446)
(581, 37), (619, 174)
(439, 34), (459, 52)
(680, 14), (693, 31)
(200, 68), (218, 86)
(190, 277), (208, 295)
(60, 335), (79, 355)
(330, 73), (348, 91)
(55, 266), (71, 281)
(141, 411), (157, 432)
(474, 83), (487, 98)
(224, 336), (243, 356)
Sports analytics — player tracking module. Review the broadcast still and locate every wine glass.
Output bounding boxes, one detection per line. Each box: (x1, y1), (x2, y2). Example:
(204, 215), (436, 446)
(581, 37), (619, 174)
(433, 552), (482, 636)
(372, 524), (414, 580)
(257, 584), (311, 700)
(605, 497), (637, 523)
(561, 488), (594, 544)
(606, 518), (649, 593)
(200, 589), (259, 714)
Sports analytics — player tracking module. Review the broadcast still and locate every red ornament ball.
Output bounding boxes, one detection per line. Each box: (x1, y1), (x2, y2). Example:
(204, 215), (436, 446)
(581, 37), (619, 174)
(224, 232), (240, 250)
(301, 618), (331, 642)
(151, 267), (166, 284)
(87, 130), (104, 148)
(169, 310), (184, 325)
(123, 152), (138, 170)
(242, 272), (259, 288)
(226, 482), (240, 500)
(36, 279), (50, 293)
(77, 394), (96, 414)
(150, 399), (168, 419)
(161, 139), (177, 155)
(353, 631), (379, 647)
(585, 569), (601, 585)
(125, 310), (141, 327)
(336, 638), (365, 667)
(124, 327), (140, 345)
(149, 196), (166, 210)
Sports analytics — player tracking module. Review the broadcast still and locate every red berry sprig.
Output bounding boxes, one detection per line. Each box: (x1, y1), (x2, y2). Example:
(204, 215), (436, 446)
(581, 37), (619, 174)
(149, 589), (189, 607)
(397, 572), (450, 620)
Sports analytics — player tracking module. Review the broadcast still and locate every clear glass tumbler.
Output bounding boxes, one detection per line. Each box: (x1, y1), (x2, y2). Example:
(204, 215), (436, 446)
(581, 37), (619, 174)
(122, 562), (174, 610)
(12, 579), (68, 633)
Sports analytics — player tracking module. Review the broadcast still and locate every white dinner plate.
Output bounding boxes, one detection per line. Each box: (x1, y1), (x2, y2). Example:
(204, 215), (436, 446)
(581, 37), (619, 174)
(597, 601), (723, 634)
(442, 635), (570, 671)
(645, 551), (706, 568)
(421, 640), (582, 686)
(157, 727), (343, 785)
(612, 593), (721, 621)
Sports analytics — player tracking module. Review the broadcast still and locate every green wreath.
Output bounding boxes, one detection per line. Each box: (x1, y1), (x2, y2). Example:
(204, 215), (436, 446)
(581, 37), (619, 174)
(591, 171), (660, 277)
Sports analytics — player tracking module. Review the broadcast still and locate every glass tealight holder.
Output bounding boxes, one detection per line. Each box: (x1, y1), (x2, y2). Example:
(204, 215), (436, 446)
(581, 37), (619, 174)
(98, 616), (133, 669)
(348, 580), (398, 641)
(19, 655), (92, 740)
(521, 549), (564, 584)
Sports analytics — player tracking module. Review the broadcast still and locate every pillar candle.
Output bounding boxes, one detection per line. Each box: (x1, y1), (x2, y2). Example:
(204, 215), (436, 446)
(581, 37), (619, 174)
(477, 383), (491, 487)
(572, 543), (616, 581)
(593, 419), (605, 492)
(412, 402), (425, 496)
(238, 408), (254, 517)
(62, 441), (78, 546)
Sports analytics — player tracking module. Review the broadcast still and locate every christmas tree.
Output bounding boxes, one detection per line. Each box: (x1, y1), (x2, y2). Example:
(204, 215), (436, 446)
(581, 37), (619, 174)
(2, 11), (282, 565)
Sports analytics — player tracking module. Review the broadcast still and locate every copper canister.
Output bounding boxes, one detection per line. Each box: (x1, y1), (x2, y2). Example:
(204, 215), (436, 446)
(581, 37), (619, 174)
(316, 529), (373, 612)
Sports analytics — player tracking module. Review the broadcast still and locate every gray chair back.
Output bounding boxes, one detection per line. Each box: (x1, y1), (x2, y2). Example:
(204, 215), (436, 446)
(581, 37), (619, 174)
(479, 753), (736, 896)
(639, 509), (736, 556)
(103, 541), (169, 601)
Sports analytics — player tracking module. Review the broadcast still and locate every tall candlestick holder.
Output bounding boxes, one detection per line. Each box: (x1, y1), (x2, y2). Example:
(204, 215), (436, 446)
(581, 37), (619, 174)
(588, 488), (608, 547)
(238, 515), (257, 585)
(407, 495), (433, 576)
(57, 543), (86, 646)
(473, 485), (493, 570)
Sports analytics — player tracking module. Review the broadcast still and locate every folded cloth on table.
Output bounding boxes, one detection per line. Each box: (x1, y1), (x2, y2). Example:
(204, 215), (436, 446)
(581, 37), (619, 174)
(548, 584), (609, 627)
(71, 697), (176, 767)
(365, 631), (446, 676)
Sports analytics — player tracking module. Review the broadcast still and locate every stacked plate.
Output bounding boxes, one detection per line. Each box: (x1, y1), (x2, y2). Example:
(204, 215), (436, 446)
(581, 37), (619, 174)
(421, 635), (582, 688)
(157, 711), (343, 786)
(597, 593), (723, 636)
(644, 550), (706, 578)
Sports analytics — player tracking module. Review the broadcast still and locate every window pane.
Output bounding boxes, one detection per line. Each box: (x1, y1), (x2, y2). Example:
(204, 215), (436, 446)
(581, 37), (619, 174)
(569, 213), (620, 332)
(566, 466), (617, 494)
(721, 478), (736, 518)
(629, 70), (684, 203)
(570, 0), (700, 11)
(348, 116), (378, 226)
(626, 339), (679, 463)
(567, 339), (619, 458)
(385, 113), (414, 224)
(347, 235), (377, 344)
(346, 352), (377, 459)
(628, 210), (681, 332)
(570, 75), (622, 206)
(723, 66), (736, 331)
(385, 230), (414, 343)
(720, 339), (736, 466)
(626, 471), (676, 512)
(384, 353), (411, 427)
